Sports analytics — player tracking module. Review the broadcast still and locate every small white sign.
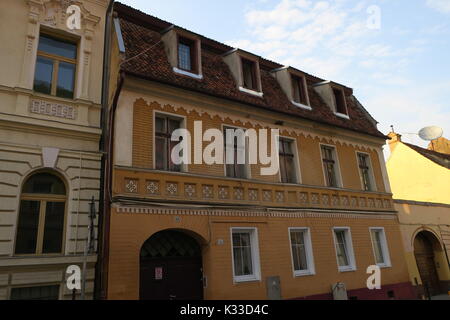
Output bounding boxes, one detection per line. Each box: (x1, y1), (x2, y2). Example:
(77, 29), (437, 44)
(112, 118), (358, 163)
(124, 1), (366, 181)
(155, 267), (163, 280)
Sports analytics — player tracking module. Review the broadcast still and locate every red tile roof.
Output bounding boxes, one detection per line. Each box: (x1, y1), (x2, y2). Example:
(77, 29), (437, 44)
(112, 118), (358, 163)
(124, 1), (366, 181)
(114, 2), (386, 139)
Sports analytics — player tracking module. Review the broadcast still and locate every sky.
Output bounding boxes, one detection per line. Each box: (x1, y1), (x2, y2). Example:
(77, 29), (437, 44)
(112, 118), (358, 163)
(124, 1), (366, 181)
(119, 0), (450, 153)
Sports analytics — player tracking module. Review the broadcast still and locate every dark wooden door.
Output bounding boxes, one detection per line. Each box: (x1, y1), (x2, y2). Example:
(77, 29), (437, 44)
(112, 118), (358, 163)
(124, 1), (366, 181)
(414, 233), (441, 296)
(140, 230), (203, 300)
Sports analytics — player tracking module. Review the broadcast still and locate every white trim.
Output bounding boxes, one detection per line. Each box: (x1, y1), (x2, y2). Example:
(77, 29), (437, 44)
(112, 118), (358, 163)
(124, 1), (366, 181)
(319, 143), (344, 188)
(152, 110), (188, 172)
(334, 112), (350, 120)
(291, 101), (312, 111)
(355, 151), (377, 192)
(173, 67), (203, 80)
(369, 227), (392, 268)
(288, 227), (316, 277)
(238, 86), (264, 97)
(332, 227), (357, 272)
(278, 136), (302, 184)
(230, 227), (261, 283)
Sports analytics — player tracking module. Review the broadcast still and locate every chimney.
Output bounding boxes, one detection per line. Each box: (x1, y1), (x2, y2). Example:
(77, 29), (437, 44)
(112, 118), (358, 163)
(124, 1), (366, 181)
(387, 131), (402, 152)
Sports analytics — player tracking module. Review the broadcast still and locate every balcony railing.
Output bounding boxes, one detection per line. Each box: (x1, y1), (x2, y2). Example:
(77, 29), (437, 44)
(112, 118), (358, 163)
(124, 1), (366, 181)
(115, 169), (394, 212)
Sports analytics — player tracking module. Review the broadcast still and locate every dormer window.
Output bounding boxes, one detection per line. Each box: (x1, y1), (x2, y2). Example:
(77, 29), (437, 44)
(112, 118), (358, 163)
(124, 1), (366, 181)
(292, 75), (308, 106)
(333, 88), (348, 117)
(223, 49), (263, 97)
(161, 26), (203, 79)
(241, 58), (257, 91)
(177, 36), (197, 73)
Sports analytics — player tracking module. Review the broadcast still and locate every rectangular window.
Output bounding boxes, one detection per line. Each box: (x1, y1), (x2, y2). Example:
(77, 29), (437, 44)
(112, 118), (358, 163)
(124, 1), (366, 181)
(321, 145), (340, 188)
(289, 228), (315, 276)
(224, 127), (248, 179)
(370, 228), (391, 267)
(34, 34), (77, 99)
(15, 200), (40, 254)
(333, 228), (356, 272)
(10, 285), (60, 300)
(241, 58), (257, 91)
(291, 75), (308, 105)
(279, 138), (297, 184)
(178, 36), (197, 73)
(357, 153), (374, 191)
(333, 88), (347, 115)
(155, 114), (182, 172)
(231, 228), (260, 282)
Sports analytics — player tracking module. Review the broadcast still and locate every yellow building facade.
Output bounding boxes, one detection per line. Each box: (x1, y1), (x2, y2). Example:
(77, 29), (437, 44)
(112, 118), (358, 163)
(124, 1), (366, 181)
(387, 133), (450, 297)
(100, 3), (415, 300)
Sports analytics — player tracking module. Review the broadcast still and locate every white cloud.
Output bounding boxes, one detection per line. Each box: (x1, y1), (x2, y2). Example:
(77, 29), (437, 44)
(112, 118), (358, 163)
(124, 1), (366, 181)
(426, 0), (450, 13)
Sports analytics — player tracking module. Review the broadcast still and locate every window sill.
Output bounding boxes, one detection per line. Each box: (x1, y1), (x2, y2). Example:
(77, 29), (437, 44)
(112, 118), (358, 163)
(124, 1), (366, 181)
(238, 86), (263, 97)
(173, 67), (203, 80)
(335, 112), (350, 120)
(294, 270), (315, 277)
(233, 275), (260, 283)
(291, 101), (312, 110)
(338, 266), (356, 273)
(377, 263), (392, 269)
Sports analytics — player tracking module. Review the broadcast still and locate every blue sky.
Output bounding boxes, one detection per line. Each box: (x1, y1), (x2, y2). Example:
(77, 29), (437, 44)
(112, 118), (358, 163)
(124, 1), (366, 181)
(120, 0), (450, 150)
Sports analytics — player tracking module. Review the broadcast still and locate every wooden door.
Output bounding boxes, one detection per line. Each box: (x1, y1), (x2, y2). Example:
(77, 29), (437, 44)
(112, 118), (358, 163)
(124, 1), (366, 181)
(414, 233), (441, 296)
(140, 230), (204, 300)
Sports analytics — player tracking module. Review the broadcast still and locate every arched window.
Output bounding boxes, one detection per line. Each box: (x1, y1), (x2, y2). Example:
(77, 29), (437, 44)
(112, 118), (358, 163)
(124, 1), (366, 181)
(15, 172), (67, 255)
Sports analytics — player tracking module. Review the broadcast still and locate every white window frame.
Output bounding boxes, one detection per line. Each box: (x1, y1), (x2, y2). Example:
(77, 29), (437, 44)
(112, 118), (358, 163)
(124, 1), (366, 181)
(230, 227), (261, 283)
(369, 227), (391, 268)
(221, 124), (252, 180)
(319, 143), (343, 188)
(278, 136), (302, 184)
(332, 227), (356, 272)
(290, 73), (311, 110)
(355, 151), (377, 192)
(152, 110), (188, 173)
(288, 227), (315, 277)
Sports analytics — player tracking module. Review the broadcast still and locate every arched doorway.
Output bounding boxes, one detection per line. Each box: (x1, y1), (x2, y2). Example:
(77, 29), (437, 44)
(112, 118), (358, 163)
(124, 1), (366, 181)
(140, 230), (204, 300)
(414, 231), (442, 296)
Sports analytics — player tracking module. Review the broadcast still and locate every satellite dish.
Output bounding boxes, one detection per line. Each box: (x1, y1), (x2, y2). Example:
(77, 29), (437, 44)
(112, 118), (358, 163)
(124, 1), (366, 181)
(418, 126), (444, 141)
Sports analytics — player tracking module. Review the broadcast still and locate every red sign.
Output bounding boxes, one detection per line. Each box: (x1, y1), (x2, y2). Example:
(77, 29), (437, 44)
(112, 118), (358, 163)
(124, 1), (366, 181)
(155, 267), (163, 280)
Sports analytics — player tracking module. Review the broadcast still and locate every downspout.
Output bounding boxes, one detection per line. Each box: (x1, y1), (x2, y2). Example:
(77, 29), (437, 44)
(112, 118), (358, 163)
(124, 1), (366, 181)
(99, 71), (125, 300)
(95, 0), (114, 300)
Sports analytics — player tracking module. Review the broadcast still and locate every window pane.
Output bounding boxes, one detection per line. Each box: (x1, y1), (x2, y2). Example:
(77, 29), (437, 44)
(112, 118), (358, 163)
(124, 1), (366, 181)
(33, 56), (53, 95)
(38, 35), (77, 59)
(242, 59), (255, 90)
(15, 201), (40, 254)
(291, 231), (308, 271)
(178, 43), (192, 71)
(285, 157), (295, 183)
(372, 230), (385, 264)
(56, 62), (75, 99)
(233, 232), (253, 277)
(155, 117), (166, 133)
(155, 137), (167, 170)
(10, 285), (59, 300)
(335, 231), (350, 267)
(42, 202), (65, 254)
(22, 173), (66, 195)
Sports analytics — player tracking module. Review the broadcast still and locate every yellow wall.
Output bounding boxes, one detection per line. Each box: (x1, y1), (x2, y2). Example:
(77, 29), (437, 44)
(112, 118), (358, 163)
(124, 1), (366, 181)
(387, 142), (450, 205)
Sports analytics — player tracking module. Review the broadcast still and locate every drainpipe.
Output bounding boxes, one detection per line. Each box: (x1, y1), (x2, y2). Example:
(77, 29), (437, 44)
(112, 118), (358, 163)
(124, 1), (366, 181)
(98, 71), (125, 300)
(95, 0), (115, 300)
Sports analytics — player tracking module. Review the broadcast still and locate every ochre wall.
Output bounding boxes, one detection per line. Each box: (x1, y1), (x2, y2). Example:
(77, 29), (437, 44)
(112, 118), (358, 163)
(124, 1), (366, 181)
(107, 208), (411, 300)
(130, 96), (387, 191)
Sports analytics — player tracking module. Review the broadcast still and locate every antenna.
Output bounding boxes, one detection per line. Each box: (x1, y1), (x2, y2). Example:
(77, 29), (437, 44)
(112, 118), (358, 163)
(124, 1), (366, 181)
(418, 126), (444, 141)
(418, 126), (443, 151)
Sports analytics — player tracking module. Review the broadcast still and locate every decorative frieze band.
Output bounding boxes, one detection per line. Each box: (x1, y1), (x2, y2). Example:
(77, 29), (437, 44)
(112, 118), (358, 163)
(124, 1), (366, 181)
(115, 205), (396, 220)
(30, 99), (78, 120)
